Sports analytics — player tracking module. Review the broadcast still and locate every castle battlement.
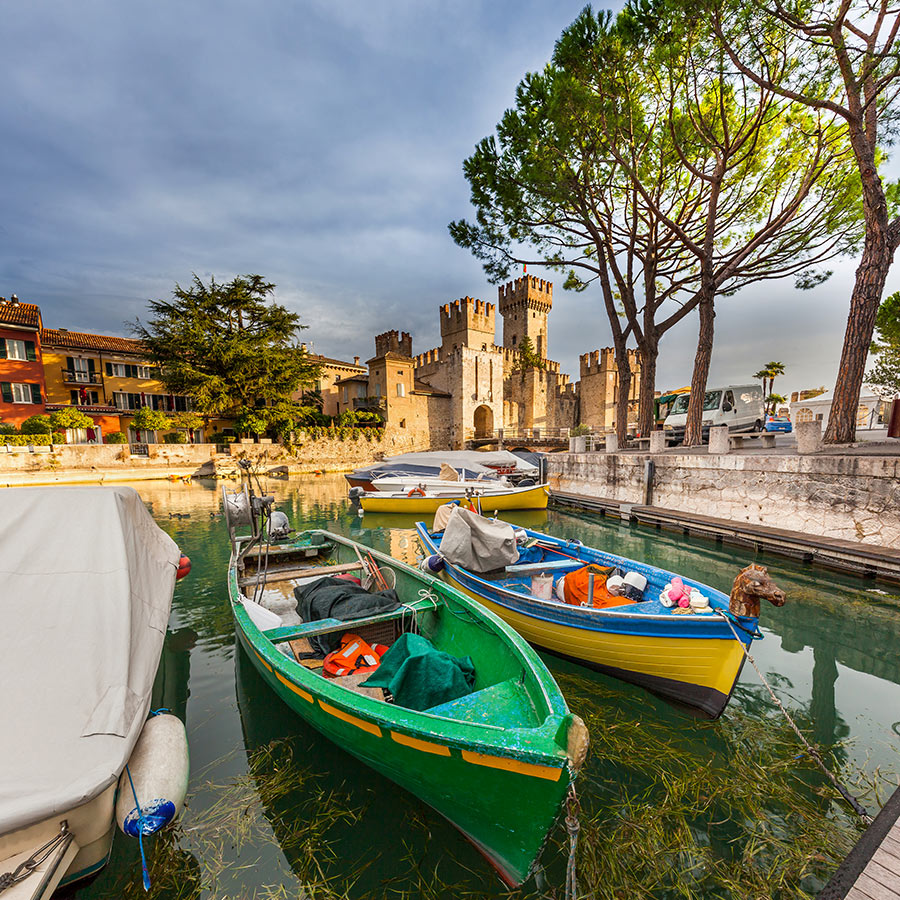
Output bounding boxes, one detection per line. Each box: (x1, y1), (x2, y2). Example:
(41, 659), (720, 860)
(580, 348), (640, 377)
(497, 275), (553, 311)
(414, 347), (443, 368)
(440, 297), (495, 339)
(374, 330), (412, 359)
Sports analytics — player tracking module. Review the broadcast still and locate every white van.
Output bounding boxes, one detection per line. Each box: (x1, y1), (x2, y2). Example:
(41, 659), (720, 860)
(663, 385), (765, 443)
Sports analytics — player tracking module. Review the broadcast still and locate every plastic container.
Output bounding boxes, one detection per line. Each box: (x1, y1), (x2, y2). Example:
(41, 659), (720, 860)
(531, 573), (554, 600)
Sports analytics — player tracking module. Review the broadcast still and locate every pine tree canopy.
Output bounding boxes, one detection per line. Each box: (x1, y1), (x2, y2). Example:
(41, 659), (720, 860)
(134, 274), (321, 421)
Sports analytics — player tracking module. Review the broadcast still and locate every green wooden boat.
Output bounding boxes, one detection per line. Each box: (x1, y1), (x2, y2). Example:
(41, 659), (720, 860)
(227, 523), (588, 886)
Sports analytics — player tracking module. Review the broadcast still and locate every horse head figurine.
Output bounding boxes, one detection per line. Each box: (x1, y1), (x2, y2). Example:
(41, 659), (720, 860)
(729, 565), (786, 618)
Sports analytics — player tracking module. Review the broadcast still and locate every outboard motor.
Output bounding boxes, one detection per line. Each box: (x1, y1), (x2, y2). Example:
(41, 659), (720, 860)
(267, 510), (291, 541)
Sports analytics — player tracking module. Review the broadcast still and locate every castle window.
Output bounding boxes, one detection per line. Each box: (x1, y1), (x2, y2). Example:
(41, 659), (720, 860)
(400, 419), (407, 428)
(512, 336), (517, 346)
(396, 383), (406, 397)
(397, 369), (403, 375)
(482, 343), (487, 351)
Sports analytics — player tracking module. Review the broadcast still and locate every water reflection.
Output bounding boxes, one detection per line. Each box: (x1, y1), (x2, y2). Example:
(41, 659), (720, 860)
(59, 474), (900, 899)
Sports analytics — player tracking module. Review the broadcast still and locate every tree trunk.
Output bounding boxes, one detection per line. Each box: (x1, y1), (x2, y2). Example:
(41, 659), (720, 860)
(637, 334), (658, 436)
(614, 347), (632, 445)
(683, 291), (715, 447)
(824, 226), (897, 443)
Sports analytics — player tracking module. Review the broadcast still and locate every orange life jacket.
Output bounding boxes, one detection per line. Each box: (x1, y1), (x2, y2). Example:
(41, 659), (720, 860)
(323, 633), (389, 678)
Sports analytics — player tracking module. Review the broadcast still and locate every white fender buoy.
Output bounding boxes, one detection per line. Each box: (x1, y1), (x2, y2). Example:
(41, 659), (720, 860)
(116, 714), (189, 836)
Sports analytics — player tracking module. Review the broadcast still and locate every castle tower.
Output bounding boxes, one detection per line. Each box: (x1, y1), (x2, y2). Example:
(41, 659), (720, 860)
(439, 297), (496, 353)
(498, 276), (552, 359)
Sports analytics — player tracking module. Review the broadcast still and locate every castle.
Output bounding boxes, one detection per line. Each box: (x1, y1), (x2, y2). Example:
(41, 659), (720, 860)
(331, 275), (641, 450)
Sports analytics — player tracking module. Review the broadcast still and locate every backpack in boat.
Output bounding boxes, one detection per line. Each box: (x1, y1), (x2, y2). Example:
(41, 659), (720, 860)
(323, 633), (389, 678)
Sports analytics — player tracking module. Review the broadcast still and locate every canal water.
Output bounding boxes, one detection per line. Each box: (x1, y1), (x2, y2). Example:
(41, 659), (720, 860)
(66, 474), (900, 900)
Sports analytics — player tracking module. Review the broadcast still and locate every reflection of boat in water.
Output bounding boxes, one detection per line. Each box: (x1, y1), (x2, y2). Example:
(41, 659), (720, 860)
(357, 508), (550, 533)
(225, 480), (587, 887)
(0, 487), (190, 897)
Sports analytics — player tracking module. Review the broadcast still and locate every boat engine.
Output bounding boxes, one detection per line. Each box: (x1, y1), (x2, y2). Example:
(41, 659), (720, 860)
(267, 510), (291, 541)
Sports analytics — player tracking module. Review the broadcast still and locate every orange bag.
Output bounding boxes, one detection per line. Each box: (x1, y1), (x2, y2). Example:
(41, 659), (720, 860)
(562, 565), (635, 609)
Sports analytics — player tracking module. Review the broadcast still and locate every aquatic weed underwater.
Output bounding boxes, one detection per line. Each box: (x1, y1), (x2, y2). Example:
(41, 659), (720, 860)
(541, 669), (897, 900)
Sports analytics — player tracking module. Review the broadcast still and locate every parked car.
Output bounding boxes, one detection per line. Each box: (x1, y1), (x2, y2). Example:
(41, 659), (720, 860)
(765, 416), (792, 433)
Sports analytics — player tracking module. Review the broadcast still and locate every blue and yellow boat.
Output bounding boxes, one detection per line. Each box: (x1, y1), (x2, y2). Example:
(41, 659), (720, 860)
(416, 521), (768, 718)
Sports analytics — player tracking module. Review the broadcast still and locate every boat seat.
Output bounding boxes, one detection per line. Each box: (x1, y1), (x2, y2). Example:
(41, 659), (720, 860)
(262, 596), (441, 643)
(425, 677), (539, 728)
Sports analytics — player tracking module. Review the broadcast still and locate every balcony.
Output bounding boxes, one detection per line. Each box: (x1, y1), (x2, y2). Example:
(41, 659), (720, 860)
(352, 396), (386, 411)
(61, 368), (101, 386)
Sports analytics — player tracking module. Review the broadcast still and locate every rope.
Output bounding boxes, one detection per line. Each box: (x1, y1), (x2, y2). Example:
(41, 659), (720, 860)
(564, 783), (580, 900)
(717, 611), (873, 824)
(0, 824), (71, 894)
(125, 764), (152, 891)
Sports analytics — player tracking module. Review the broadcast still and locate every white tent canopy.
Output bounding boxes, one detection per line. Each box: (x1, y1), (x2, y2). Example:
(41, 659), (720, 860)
(789, 389), (881, 431)
(0, 487), (180, 834)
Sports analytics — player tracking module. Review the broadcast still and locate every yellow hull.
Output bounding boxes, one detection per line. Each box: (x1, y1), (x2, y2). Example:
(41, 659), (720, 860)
(359, 484), (550, 514)
(454, 584), (746, 715)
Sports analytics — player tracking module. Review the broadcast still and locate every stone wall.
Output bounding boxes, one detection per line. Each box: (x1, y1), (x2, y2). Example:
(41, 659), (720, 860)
(549, 451), (900, 546)
(0, 433), (398, 479)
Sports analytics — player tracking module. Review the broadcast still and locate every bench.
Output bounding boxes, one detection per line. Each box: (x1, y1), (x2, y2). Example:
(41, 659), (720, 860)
(238, 561), (364, 588)
(730, 433), (776, 450)
(261, 596), (441, 643)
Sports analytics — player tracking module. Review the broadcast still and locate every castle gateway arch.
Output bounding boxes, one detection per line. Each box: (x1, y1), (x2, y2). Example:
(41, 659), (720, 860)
(473, 404), (494, 438)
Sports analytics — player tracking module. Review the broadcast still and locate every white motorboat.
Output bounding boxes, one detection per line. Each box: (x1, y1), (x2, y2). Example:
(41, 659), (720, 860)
(0, 487), (190, 898)
(369, 474), (513, 495)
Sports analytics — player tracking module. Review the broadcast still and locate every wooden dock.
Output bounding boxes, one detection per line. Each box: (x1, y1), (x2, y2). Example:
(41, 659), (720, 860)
(550, 490), (900, 584)
(819, 783), (900, 899)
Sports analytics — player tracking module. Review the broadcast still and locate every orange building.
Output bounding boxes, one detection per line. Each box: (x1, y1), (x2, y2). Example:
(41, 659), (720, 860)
(0, 297), (47, 428)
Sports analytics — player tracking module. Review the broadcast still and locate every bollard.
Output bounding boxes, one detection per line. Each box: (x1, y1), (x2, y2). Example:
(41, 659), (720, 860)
(605, 433), (618, 453)
(796, 420), (823, 454)
(649, 431), (666, 453)
(573, 435), (587, 453)
(708, 425), (730, 454)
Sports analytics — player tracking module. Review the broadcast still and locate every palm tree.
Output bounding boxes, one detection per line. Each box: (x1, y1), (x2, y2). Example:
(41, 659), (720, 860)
(753, 362), (787, 414)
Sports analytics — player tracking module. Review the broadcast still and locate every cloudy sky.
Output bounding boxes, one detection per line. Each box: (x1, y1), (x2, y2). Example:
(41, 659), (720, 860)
(2, 1), (889, 398)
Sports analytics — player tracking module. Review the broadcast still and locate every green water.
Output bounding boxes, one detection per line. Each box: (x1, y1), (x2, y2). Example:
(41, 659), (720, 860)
(65, 475), (900, 900)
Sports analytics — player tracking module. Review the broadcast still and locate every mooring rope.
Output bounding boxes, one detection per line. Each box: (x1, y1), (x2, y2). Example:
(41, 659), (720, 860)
(564, 783), (580, 900)
(717, 611), (873, 824)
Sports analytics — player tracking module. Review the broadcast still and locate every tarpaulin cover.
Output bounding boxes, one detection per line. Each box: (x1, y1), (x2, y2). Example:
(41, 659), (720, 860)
(384, 450), (538, 473)
(0, 486), (180, 834)
(362, 633), (475, 711)
(438, 507), (519, 573)
(294, 577), (400, 655)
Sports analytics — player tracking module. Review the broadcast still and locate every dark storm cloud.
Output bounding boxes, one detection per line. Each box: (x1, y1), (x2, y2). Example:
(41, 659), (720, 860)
(0, 0), (883, 398)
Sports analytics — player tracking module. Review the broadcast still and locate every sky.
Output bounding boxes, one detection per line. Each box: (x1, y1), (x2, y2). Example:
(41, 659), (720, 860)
(1, 0), (892, 399)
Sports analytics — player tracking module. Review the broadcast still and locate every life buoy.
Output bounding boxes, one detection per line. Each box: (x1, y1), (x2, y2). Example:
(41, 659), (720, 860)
(176, 554), (191, 580)
(407, 487), (426, 497)
(323, 633), (389, 678)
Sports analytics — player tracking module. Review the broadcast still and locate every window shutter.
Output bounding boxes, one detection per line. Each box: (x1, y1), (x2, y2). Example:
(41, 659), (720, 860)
(87, 358), (95, 373)
(106, 363), (113, 376)
(0, 342), (7, 360)
(71, 391), (79, 404)
(30, 383), (41, 404)
(66, 356), (75, 372)
(1, 383), (12, 403)
(25, 341), (37, 362)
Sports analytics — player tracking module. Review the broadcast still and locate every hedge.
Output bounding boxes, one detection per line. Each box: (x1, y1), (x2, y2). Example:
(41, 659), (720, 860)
(2, 433), (66, 446)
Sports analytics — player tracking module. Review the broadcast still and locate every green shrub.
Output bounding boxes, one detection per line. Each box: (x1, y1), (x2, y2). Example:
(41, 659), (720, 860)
(206, 432), (236, 445)
(2, 433), (53, 446)
(105, 431), (128, 444)
(570, 423), (592, 437)
(162, 432), (188, 444)
(52, 432), (66, 444)
(20, 414), (52, 434)
(49, 407), (95, 431)
(0, 423), (16, 435)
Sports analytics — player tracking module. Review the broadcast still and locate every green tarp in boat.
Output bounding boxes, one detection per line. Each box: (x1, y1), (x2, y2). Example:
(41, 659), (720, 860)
(363, 633), (475, 711)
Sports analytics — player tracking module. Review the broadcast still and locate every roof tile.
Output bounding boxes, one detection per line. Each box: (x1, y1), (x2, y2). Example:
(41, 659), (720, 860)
(0, 301), (41, 329)
(41, 329), (147, 355)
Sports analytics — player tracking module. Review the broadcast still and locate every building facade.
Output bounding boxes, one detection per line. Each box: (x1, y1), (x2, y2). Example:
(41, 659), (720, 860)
(0, 297), (47, 428)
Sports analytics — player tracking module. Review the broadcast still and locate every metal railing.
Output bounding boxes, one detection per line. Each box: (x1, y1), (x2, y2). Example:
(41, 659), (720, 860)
(61, 368), (100, 385)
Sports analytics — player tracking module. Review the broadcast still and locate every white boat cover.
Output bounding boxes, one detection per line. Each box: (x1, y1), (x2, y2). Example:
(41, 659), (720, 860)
(0, 487), (180, 834)
(439, 507), (519, 573)
(384, 450), (538, 474)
